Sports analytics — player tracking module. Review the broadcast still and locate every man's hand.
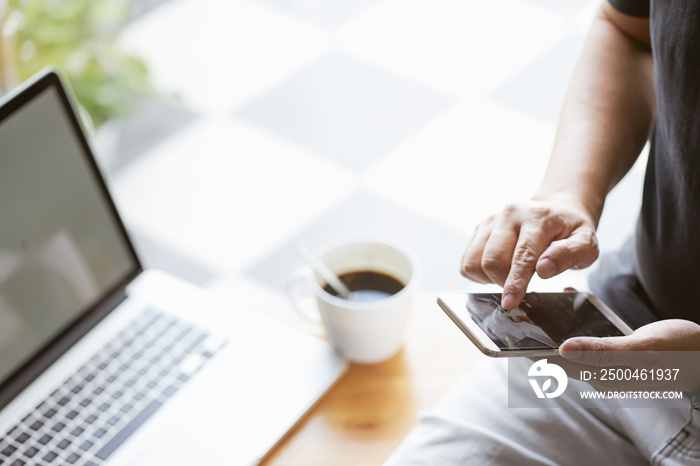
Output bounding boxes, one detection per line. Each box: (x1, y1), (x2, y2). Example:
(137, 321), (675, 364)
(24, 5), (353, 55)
(460, 200), (599, 310)
(558, 319), (700, 392)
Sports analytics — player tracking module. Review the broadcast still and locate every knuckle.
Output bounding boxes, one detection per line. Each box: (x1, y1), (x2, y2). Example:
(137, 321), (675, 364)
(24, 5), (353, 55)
(462, 257), (487, 282)
(513, 241), (539, 266)
(539, 213), (562, 231)
(481, 254), (507, 278)
(585, 230), (599, 252)
(548, 241), (570, 260)
(503, 202), (519, 216)
(462, 268), (488, 284)
(530, 205), (552, 219)
(473, 216), (495, 235)
(481, 214), (497, 227)
(504, 276), (526, 293)
(548, 243), (578, 271)
(573, 231), (600, 266)
(461, 258), (479, 276)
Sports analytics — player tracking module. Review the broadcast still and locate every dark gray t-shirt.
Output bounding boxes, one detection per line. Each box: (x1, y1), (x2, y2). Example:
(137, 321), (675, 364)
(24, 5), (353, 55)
(590, 0), (700, 327)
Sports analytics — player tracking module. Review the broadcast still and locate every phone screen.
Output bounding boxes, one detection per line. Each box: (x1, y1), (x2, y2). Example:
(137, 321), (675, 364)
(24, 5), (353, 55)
(466, 292), (625, 350)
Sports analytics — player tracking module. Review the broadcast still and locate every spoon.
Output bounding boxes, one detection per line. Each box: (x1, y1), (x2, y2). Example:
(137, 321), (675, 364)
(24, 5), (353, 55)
(297, 245), (351, 299)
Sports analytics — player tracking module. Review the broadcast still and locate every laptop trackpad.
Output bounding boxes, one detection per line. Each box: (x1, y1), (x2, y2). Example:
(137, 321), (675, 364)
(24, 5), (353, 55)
(132, 404), (261, 466)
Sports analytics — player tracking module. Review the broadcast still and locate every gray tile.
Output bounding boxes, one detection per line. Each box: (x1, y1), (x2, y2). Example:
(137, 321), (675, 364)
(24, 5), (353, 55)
(237, 52), (453, 170)
(95, 97), (198, 176)
(256, 0), (382, 29)
(129, 230), (218, 286)
(490, 36), (582, 124)
(246, 191), (469, 292)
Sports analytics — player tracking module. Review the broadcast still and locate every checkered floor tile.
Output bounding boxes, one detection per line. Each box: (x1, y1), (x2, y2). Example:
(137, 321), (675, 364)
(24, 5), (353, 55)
(238, 52), (453, 169)
(99, 0), (640, 307)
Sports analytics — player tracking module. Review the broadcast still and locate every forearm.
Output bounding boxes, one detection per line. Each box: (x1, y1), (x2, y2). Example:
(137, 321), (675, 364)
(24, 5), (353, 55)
(533, 3), (655, 227)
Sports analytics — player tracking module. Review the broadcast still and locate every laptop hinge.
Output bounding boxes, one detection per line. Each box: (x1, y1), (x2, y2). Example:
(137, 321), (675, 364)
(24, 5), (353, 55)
(0, 286), (128, 410)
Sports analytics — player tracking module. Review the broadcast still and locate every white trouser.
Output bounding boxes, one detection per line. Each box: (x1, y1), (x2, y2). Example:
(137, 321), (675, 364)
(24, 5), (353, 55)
(385, 357), (700, 465)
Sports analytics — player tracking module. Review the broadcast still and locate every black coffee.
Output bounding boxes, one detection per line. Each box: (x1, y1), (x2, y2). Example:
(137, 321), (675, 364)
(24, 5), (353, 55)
(323, 270), (405, 302)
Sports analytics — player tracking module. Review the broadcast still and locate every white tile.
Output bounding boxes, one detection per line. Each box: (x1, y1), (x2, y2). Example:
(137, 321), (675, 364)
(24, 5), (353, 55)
(364, 101), (555, 235)
(205, 273), (324, 335)
(120, 0), (332, 113)
(111, 116), (357, 272)
(338, 0), (568, 99)
(257, 0), (382, 29)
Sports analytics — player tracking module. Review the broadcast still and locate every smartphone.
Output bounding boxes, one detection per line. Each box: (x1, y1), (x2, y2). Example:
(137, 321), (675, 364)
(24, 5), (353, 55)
(437, 292), (633, 357)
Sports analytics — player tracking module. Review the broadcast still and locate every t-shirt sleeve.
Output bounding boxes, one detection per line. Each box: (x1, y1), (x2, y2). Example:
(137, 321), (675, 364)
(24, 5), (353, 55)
(608, 0), (650, 18)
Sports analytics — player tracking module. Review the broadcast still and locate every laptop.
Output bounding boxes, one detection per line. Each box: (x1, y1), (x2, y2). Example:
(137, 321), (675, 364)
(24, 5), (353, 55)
(0, 69), (347, 466)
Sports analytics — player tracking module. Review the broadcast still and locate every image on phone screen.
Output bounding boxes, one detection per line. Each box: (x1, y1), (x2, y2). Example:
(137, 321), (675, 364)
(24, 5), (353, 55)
(466, 293), (625, 351)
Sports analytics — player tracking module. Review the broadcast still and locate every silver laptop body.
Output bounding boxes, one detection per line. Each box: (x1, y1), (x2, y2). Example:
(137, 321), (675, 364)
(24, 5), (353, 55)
(0, 69), (346, 466)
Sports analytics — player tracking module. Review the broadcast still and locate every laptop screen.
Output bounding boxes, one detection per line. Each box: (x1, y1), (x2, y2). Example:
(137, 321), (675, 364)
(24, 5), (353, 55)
(0, 75), (138, 386)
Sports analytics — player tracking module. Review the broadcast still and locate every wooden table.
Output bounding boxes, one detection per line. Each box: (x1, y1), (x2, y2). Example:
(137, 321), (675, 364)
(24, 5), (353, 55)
(262, 293), (484, 466)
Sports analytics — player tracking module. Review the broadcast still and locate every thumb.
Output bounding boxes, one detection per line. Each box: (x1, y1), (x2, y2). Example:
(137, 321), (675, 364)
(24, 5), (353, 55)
(536, 228), (599, 279)
(559, 336), (639, 366)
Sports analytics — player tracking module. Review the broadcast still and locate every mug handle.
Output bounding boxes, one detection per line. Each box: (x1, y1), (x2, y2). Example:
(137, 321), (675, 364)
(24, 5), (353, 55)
(286, 267), (322, 324)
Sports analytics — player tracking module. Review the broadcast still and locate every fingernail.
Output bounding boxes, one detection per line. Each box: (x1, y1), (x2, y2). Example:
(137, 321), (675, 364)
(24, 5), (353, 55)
(560, 341), (582, 360)
(501, 293), (516, 310)
(537, 258), (557, 279)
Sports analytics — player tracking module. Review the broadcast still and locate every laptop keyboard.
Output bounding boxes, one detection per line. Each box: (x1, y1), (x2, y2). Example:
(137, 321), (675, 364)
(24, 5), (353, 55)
(0, 309), (227, 466)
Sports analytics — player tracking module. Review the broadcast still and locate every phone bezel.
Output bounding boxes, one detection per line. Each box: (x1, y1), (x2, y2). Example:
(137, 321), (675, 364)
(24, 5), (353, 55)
(437, 292), (633, 358)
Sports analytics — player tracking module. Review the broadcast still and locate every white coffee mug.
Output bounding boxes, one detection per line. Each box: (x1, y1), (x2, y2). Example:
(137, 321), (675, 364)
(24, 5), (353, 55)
(286, 239), (416, 364)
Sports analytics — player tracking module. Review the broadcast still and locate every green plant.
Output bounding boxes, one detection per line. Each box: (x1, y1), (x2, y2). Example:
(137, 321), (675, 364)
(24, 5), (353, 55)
(0, 0), (152, 127)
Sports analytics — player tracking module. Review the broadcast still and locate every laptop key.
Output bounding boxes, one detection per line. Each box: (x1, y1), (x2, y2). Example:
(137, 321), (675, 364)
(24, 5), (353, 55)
(79, 439), (94, 451)
(0, 311), (226, 466)
(162, 385), (177, 397)
(29, 420), (43, 431)
(70, 383), (84, 394)
(22, 446), (39, 458)
(13, 432), (30, 445)
(56, 438), (71, 450)
(51, 422), (66, 433)
(41, 451), (58, 462)
(1, 445), (17, 456)
(95, 399), (163, 460)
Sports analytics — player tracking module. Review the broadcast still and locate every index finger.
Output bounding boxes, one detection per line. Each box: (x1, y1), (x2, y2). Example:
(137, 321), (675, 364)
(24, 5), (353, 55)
(501, 224), (551, 309)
